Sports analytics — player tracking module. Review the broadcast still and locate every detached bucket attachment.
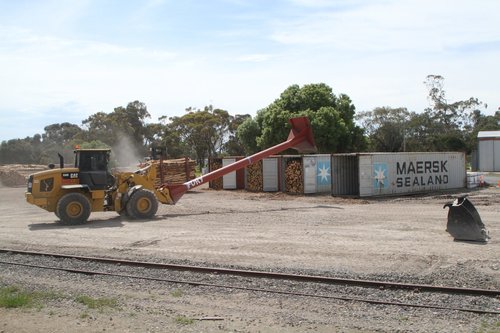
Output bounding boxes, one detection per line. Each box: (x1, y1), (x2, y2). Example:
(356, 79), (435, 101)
(443, 196), (490, 242)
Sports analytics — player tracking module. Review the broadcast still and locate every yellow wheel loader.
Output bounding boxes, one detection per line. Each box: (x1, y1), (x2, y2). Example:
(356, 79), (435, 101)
(25, 148), (173, 225)
(25, 117), (316, 224)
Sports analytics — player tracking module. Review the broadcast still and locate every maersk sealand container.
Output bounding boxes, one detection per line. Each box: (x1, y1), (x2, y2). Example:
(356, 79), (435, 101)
(356, 152), (466, 197)
(332, 152), (467, 197)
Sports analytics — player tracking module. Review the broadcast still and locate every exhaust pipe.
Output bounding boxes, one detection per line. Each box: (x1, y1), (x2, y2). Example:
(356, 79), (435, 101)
(58, 153), (64, 169)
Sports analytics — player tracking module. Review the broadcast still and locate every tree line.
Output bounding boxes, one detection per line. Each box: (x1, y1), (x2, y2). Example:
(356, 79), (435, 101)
(1, 76), (499, 166)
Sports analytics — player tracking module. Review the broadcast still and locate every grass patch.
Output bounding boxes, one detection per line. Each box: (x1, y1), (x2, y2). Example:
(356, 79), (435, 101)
(80, 312), (90, 319)
(75, 295), (119, 311)
(0, 285), (60, 309)
(170, 289), (184, 298)
(175, 315), (195, 325)
(476, 320), (500, 333)
(0, 286), (32, 308)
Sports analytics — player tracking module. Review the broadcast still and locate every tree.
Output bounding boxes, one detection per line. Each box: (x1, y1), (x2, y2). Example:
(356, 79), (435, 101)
(357, 107), (411, 152)
(82, 111), (120, 146)
(82, 101), (151, 153)
(241, 83), (365, 153)
(421, 75), (484, 153)
(0, 138), (33, 164)
(236, 117), (261, 155)
(42, 123), (83, 146)
(147, 119), (190, 159)
(224, 114), (251, 156)
(168, 106), (232, 166)
(40, 122), (84, 164)
(472, 110), (500, 132)
(112, 101), (151, 148)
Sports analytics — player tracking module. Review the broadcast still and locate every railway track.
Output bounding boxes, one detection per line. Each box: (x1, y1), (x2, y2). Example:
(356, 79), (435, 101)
(0, 248), (498, 315)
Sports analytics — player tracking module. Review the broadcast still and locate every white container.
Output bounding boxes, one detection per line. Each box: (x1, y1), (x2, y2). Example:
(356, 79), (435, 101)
(222, 158), (237, 189)
(358, 152), (466, 197)
(263, 157), (280, 192)
(303, 154), (332, 194)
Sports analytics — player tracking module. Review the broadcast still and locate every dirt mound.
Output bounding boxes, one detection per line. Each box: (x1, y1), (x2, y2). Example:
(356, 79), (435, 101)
(0, 164), (47, 187)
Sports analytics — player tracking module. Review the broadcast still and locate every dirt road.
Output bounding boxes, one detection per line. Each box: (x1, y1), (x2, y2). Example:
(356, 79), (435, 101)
(0, 185), (499, 332)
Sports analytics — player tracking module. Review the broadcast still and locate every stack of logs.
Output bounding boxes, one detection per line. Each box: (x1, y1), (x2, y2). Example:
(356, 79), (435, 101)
(209, 158), (223, 190)
(0, 169), (26, 187)
(0, 165), (47, 187)
(285, 159), (303, 194)
(245, 160), (263, 192)
(154, 158), (196, 186)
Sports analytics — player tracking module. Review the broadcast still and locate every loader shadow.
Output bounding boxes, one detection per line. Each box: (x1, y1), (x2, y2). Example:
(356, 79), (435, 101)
(156, 204), (343, 219)
(452, 239), (489, 246)
(28, 205), (342, 229)
(29, 216), (125, 230)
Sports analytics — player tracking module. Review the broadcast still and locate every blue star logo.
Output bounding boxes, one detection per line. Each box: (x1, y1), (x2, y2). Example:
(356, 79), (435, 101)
(373, 163), (388, 188)
(317, 161), (331, 185)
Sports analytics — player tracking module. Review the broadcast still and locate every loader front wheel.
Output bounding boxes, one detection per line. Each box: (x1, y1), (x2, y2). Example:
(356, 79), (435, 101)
(126, 189), (158, 220)
(56, 193), (91, 225)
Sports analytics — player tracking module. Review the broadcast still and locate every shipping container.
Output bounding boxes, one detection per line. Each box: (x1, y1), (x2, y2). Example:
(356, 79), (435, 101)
(263, 156), (281, 192)
(332, 152), (466, 197)
(303, 154), (332, 193)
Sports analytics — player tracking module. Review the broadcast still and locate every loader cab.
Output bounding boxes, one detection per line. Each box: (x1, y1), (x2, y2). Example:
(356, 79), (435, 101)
(75, 149), (113, 190)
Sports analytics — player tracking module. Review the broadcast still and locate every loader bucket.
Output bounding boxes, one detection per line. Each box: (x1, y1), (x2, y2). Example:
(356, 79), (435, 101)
(443, 196), (490, 242)
(288, 117), (317, 153)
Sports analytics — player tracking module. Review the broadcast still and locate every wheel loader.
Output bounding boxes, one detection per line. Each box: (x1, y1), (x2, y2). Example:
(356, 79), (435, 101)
(25, 116), (317, 225)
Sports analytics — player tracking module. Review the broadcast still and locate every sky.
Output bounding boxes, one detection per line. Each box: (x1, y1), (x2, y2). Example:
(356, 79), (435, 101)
(1, 0), (499, 141)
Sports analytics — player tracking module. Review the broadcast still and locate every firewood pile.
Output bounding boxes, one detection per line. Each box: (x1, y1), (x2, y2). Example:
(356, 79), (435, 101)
(284, 159), (303, 194)
(153, 158), (196, 186)
(0, 164), (47, 187)
(246, 160), (263, 192)
(209, 158), (223, 190)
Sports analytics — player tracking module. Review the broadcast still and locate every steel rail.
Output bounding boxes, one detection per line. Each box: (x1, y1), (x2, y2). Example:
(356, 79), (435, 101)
(0, 259), (498, 315)
(1, 248), (498, 297)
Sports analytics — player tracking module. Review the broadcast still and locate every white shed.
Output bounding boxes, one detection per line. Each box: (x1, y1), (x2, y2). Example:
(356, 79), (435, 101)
(478, 131), (500, 172)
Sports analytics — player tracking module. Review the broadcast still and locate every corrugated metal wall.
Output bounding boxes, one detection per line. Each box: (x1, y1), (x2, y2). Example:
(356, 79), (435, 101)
(479, 139), (500, 172)
(331, 154), (359, 196)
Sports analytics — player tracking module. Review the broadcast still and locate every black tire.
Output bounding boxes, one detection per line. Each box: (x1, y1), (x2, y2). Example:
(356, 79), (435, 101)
(56, 192), (92, 225)
(126, 189), (158, 219)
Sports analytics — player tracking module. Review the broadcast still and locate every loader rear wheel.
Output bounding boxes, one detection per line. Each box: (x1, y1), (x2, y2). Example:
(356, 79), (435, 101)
(126, 189), (158, 220)
(56, 192), (91, 225)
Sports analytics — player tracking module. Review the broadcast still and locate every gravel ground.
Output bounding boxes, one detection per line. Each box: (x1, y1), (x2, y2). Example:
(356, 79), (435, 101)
(0, 184), (499, 332)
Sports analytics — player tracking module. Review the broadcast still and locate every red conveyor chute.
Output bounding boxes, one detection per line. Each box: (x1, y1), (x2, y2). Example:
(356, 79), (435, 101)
(166, 116), (316, 204)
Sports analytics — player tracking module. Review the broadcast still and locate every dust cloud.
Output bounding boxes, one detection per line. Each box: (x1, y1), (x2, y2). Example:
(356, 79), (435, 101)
(112, 134), (145, 169)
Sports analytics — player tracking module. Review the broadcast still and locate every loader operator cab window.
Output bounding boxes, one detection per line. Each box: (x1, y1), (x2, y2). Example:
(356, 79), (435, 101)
(76, 150), (113, 190)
